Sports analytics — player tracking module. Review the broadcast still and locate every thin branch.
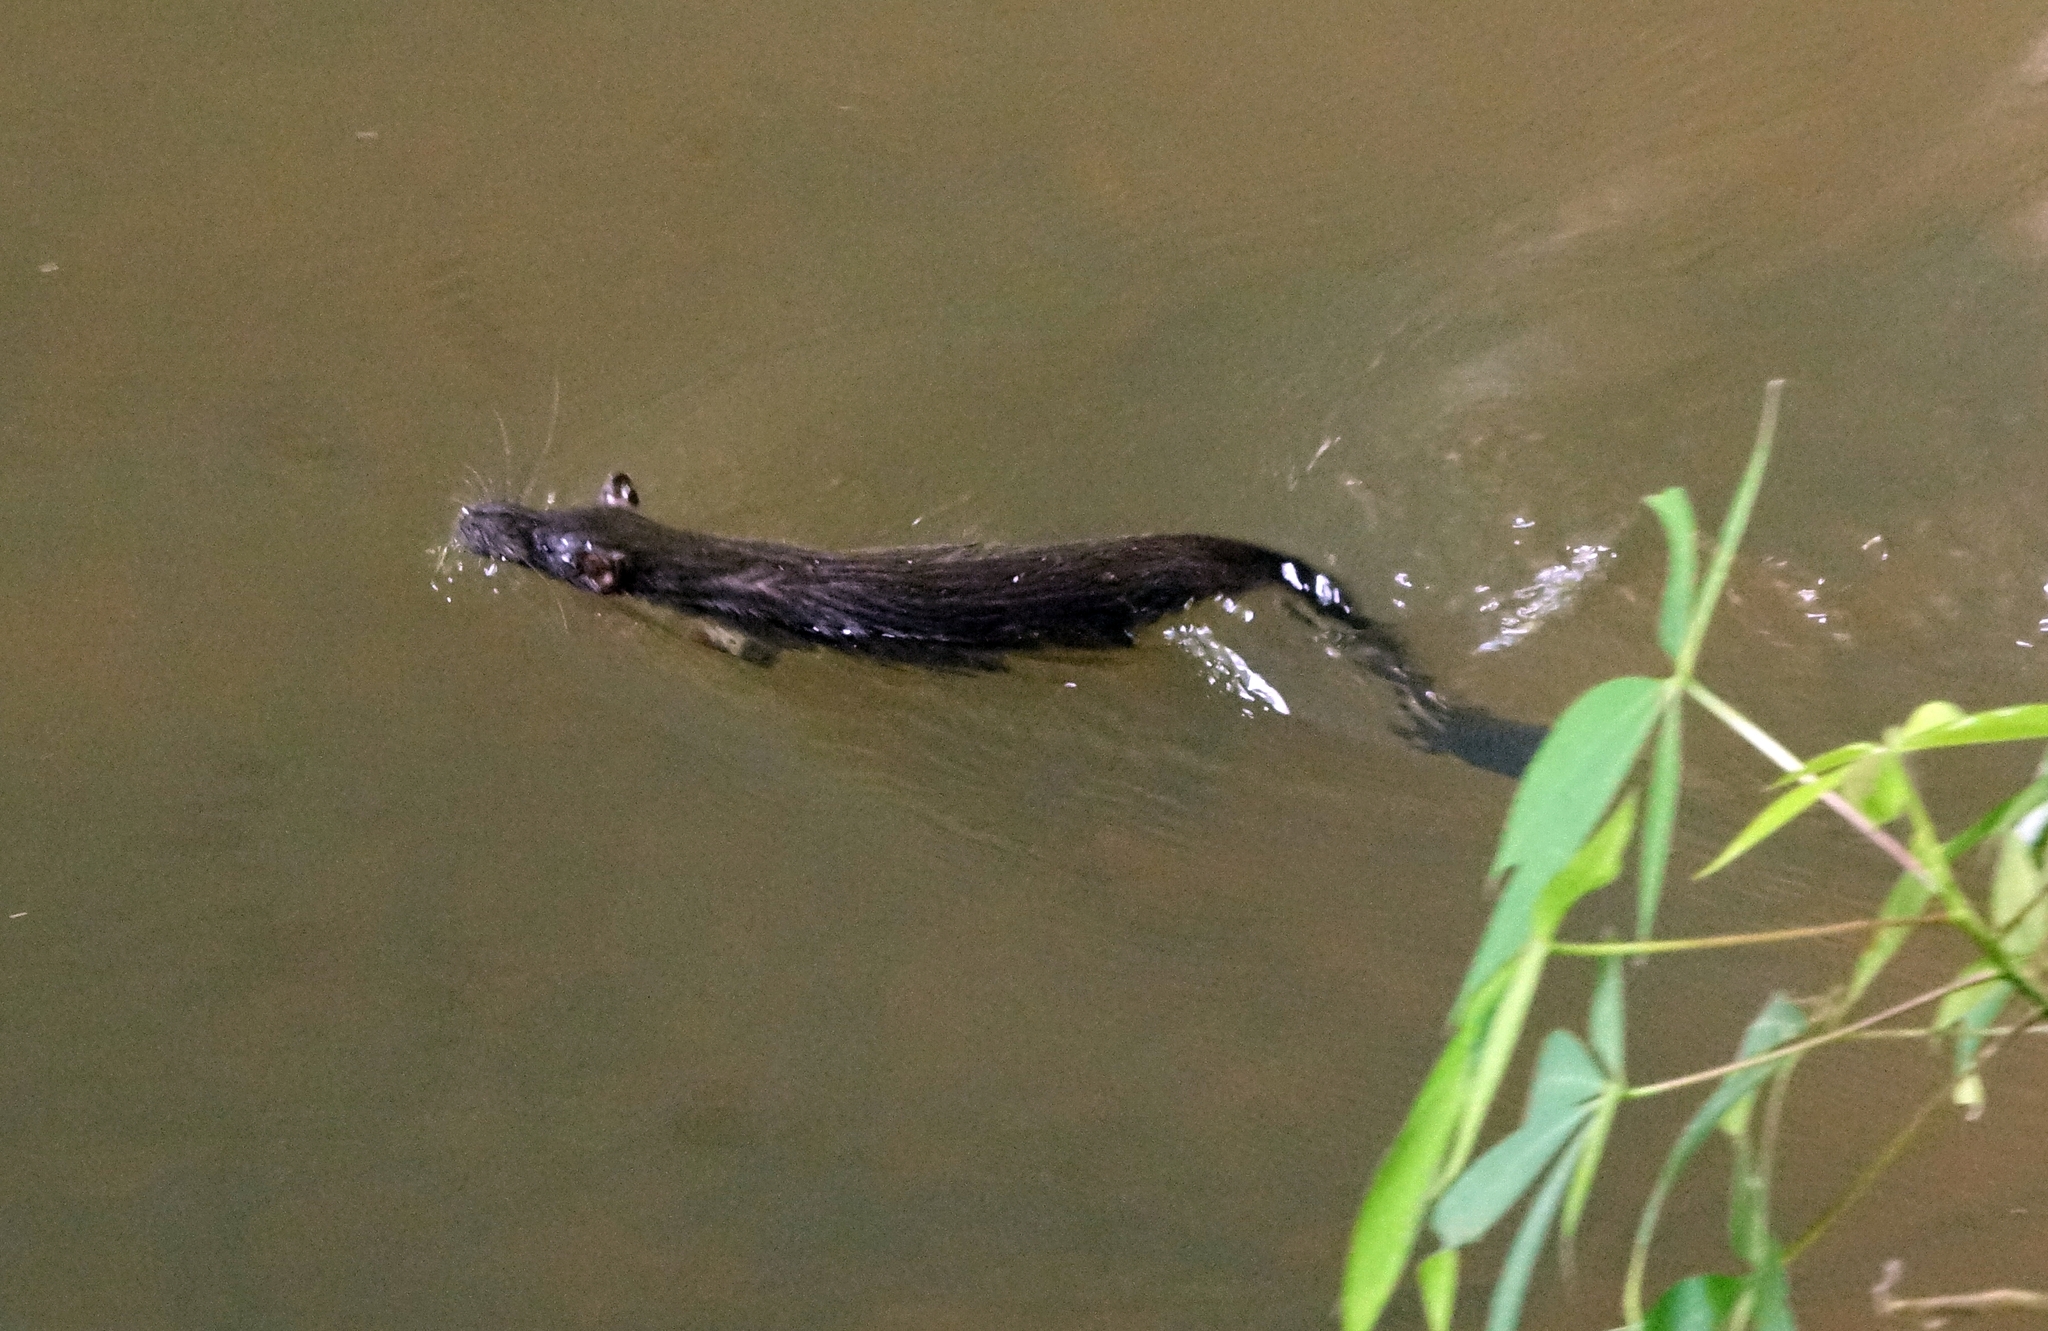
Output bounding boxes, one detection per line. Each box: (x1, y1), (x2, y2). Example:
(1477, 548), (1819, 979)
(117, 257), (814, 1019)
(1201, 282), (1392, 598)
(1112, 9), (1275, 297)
(1849, 1021), (2048, 1039)
(1873, 1260), (2048, 1318)
(1816, 787), (1930, 884)
(1626, 972), (1990, 1100)
(1686, 681), (2048, 1014)
(1551, 914), (1951, 956)
(1685, 682), (1930, 883)
(1786, 1002), (2045, 1264)
(1786, 1072), (1951, 1265)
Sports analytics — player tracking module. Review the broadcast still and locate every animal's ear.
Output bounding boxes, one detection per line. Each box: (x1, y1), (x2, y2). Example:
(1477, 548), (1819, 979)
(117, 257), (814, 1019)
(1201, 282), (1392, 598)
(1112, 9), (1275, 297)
(600, 472), (639, 508)
(571, 544), (627, 593)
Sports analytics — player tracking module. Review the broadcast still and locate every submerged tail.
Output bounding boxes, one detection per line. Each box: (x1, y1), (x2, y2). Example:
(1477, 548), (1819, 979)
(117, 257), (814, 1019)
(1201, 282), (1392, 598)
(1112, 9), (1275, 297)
(1270, 555), (1547, 780)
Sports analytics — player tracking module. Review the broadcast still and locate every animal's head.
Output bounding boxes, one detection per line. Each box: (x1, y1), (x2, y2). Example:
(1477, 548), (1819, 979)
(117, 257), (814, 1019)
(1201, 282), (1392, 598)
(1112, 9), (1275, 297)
(455, 472), (642, 594)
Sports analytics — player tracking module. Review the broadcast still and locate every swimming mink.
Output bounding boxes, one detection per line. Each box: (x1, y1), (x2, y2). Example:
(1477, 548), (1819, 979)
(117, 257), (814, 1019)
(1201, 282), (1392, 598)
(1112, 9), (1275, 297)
(456, 473), (1546, 777)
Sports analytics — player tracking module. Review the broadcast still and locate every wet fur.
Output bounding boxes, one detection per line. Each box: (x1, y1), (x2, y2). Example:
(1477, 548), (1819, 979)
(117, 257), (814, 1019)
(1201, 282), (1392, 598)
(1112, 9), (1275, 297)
(455, 475), (1546, 777)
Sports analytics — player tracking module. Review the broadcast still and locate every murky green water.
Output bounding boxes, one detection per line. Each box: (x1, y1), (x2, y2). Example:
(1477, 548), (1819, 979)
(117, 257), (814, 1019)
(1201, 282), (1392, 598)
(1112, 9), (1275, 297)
(5, 2), (2047, 1326)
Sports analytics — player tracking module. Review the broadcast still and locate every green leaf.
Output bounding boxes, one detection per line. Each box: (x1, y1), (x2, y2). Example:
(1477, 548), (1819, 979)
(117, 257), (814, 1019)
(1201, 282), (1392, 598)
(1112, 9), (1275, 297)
(1560, 1084), (1619, 1248)
(1416, 1248), (1459, 1331)
(1646, 1275), (1743, 1331)
(1466, 678), (1662, 1005)
(1726, 1131), (1768, 1264)
(1774, 740), (1880, 784)
(1624, 997), (1808, 1324)
(1950, 778), (2048, 863)
(1341, 1016), (1480, 1331)
(1484, 1122), (1586, 1331)
(1533, 795), (1641, 935)
(1696, 769), (1850, 878)
(1639, 706), (1683, 939)
(1448, 800), (1638, 1214)
(1840, 753), (1911, 826)
(1895, 700), (1969, 738)
(1433, 1032), (1604, 1246)
(1934, 974), (2012, 1085)
(1527, 1028), (1610, 1115)
(1589, 954), (1626, 1077)
(1677, 379), (1782, 673)
(1644, 487), (1698, 659)
(1748, 1241), (1796, 1331)
(1844, 872), (1933, 1009)
(1893, 704), (2048, 752)
(1990, 798), (2048, 959)
(1717, 1079), (1756, 1141)
(1931, 969), (2002, 1031)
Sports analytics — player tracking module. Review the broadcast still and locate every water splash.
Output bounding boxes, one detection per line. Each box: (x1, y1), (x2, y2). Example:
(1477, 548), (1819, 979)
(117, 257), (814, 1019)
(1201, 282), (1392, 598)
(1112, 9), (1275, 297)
(1476, 543), (1615, 652)
(1163, 625), (1291, 716)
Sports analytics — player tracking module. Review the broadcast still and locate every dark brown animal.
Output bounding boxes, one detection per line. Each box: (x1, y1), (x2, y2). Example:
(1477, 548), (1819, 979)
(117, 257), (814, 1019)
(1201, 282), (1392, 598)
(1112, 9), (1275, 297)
(456, 474), (1545, 777)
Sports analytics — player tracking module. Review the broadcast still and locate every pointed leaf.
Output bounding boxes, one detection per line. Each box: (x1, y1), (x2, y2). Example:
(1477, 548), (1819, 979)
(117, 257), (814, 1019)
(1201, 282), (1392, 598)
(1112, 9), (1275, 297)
(1773, 740), (1879, 784)
(1845, 872), (1934, 1009)
(1952, 778), (2048, 862)
(1528, 1029), (1608, 1116)
(1646, 1275), (1743, 1331)
(1447, 801), (1636, 1205)
(1677, 379), (1782, 671)
(1840, 753), (1910, 826)
(1466, 677), (1662, 1004)
(1697, 769), (1849, 879)
(1532, 795), (1641, 936)
(1589, 954), (1626, 1077)
(1644, 487), (1698, 659)
(1484, 1122), (1587, 1331)
(1893, 704), (2048, 751)
(1935, 976), (2012, 1083)
(1433, 1031), (1602, 1247)
(1416, 1248), (1459, 1331)
(1639, 706), (1683, 938)
(1932, 968), (2004, 1033)
(1895, 700), (1969, 738)
(1626, 997), (1807, 1322)
(1561, 1085), (1620, 1247)
(1341, 1017), (1479, 1331)
(1435, 1035), (1601, 1248)
(1989, 804), (2048, 959)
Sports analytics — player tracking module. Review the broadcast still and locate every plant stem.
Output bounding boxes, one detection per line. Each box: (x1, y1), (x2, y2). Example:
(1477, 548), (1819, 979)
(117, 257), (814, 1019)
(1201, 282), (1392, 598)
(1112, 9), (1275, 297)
(1783, 1001), (2046, 1264)
(1849, 1021), (2048, 1039)
(1685, 682), (1930, 883)
(1871, 1259), (2048, 1316)
(1624, 972), (1989, 1100)
(1550, 914), (1949, 956)
(1674, 378), (1782, 681)
(1781, 1078), (1948, 1267)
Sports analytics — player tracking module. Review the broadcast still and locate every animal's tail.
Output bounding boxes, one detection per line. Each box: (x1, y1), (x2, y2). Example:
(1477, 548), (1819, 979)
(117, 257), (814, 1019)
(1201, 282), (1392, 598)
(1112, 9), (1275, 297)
(1272, 556), (1547, 780)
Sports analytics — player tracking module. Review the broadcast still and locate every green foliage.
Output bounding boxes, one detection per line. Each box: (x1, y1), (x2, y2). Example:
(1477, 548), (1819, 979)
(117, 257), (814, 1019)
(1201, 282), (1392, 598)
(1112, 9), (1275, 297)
(1416, 1248), (1459, 1331)
(1623, 996), (1806, 1323)
(1339, 382), (2048, 1331)
(1645, 1275), (1742, 1331)
(1340, 1007), (1483, 1329)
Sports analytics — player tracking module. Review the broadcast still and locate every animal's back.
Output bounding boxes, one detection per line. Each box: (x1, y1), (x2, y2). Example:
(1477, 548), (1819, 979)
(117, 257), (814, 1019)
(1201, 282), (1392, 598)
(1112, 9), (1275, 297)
(709, 535), (1285, 654)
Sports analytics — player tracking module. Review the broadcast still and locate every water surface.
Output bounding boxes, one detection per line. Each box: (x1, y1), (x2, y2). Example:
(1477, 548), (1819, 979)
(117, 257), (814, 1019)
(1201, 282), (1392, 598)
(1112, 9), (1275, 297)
(5, 2), (2048, 1326)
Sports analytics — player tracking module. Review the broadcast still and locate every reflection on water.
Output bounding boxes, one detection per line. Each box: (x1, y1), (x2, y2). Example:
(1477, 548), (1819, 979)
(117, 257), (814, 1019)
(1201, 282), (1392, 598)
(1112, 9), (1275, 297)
(1475, 541), (1616, 653)
(5, 0), (2048, 1325)
(1164, 619), (1293, 717)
